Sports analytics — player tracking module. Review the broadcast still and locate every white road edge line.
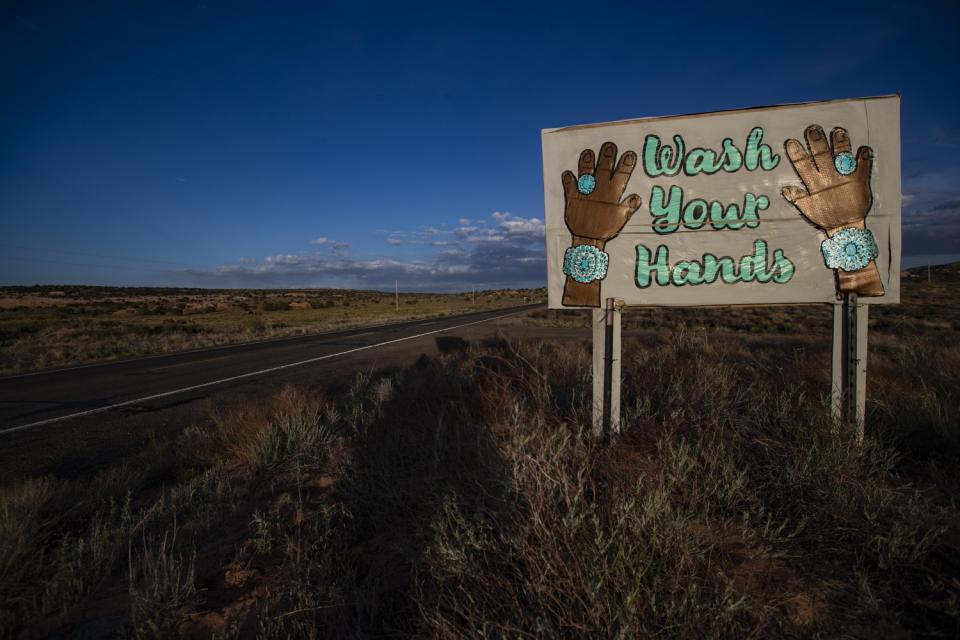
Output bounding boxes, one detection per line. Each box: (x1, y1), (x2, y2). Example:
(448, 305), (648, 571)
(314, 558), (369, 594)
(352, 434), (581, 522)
(0, 304), (539, 381)
(0, 308), (530, 436)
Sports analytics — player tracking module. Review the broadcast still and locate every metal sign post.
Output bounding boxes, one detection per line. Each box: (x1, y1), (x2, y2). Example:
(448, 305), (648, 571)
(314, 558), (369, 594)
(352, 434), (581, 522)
(844, 292), (859, 430)
(592, 299), (621, 438)
(832, 293), (868, 444)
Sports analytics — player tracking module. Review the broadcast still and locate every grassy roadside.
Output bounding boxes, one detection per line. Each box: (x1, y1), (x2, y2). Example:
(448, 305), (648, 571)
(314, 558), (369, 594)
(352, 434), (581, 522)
(0, 286), (545, 375)
(501, 264), (960, 337)
(1, 284), (957, 637)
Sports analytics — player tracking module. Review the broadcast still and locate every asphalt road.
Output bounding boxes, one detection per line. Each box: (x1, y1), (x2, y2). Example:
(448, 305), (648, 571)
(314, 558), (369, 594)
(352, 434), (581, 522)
(0, 303), (544, 481)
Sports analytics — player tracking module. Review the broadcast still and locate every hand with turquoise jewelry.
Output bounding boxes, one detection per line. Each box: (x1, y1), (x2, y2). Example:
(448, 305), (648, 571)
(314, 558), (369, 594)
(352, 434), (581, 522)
(781, 125), (884, 296)
(561, 141), (642, 307)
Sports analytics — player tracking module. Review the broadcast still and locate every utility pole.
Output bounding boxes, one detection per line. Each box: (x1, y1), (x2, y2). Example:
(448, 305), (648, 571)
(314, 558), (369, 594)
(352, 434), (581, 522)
(472, 285), (475, 305)
(395, 280), (399, 311)
(928, 262), (932, 284)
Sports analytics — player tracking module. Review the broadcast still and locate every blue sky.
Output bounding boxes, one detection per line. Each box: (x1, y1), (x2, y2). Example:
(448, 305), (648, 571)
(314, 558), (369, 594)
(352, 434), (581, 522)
(1, 1), (958, 291)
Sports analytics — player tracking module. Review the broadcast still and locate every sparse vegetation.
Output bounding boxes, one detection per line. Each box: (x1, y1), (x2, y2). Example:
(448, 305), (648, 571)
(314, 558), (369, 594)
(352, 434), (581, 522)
(0, 268), (958, 637)
(0, 285), (544, 375)
(128, 527), (197, 639)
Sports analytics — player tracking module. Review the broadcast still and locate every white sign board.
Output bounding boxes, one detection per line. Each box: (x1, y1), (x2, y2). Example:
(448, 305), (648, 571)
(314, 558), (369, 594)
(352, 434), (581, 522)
(542, 96), (901, 308)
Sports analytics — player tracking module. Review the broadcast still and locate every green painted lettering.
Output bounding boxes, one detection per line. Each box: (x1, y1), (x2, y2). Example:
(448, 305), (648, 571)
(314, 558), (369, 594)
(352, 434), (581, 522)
(643, 134), (684, 177)
(721, 138), (743, 172)
(741, 193), (768, 229)
(672, 260), (704, 285)
(654, 188), (770, 232)
(709, 201), (746, 230)
(636, 244), (671, 288)
(683, 198), (709, 229)
(744, 127), (780, 171)
(636, 241), (794, 288)
(684, 148), (720, 175)
(772, 248), (795, 283)
(650, 185), (683, 234)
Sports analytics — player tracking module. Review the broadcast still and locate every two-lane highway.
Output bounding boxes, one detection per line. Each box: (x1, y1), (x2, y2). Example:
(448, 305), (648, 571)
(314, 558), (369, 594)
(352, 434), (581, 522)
(0, 303), (543, 480)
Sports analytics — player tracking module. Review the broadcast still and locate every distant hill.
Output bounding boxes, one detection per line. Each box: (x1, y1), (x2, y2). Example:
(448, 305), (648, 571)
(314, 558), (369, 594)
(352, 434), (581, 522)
(902, 260), (960, 280)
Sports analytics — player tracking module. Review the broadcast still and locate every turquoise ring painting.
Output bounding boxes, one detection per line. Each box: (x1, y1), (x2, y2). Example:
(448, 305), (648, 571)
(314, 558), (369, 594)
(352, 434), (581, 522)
(821, 227), (878, 272)
(563, 244), (609, 283)
(576, 174), (596, 195)
(834, 151), (857, 176)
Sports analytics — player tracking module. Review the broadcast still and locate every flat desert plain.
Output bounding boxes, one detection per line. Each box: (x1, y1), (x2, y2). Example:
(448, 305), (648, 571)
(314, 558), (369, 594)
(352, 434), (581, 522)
(1, 266), (957, 638)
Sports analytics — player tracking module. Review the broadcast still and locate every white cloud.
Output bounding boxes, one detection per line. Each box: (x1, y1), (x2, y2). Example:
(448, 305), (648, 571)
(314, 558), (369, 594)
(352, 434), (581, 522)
(496, 214), (545, 238)
(448, 212), (544, 244)
(311, 237), (350, 253)
(184, 209), (547, 291)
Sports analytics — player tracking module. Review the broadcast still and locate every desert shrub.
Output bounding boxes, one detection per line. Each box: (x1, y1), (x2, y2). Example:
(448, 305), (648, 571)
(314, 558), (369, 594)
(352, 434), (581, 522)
(262, 299), (290, 312)
(43, 510), (121, 615)
(196, 386), (335, 473)
(0, 477), (59, 585)
(128, 527), (196, 639)
(264, 335), (958, 638)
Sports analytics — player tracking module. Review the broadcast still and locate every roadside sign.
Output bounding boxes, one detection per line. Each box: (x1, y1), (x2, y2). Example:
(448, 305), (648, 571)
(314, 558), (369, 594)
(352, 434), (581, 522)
(542, 96), (901, 309)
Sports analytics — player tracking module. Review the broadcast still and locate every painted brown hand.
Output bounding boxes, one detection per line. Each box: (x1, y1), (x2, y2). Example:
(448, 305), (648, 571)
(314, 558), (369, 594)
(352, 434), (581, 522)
(561, 142), (642, 307)
(562, 142), (642, 242)
(781, 125), (884, 296)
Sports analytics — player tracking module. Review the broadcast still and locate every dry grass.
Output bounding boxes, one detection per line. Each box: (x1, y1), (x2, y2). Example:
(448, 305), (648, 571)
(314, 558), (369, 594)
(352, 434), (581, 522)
(0, 285), (544, 374)
(128, 527), (197, 639)
(0, 270), (958, 638)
